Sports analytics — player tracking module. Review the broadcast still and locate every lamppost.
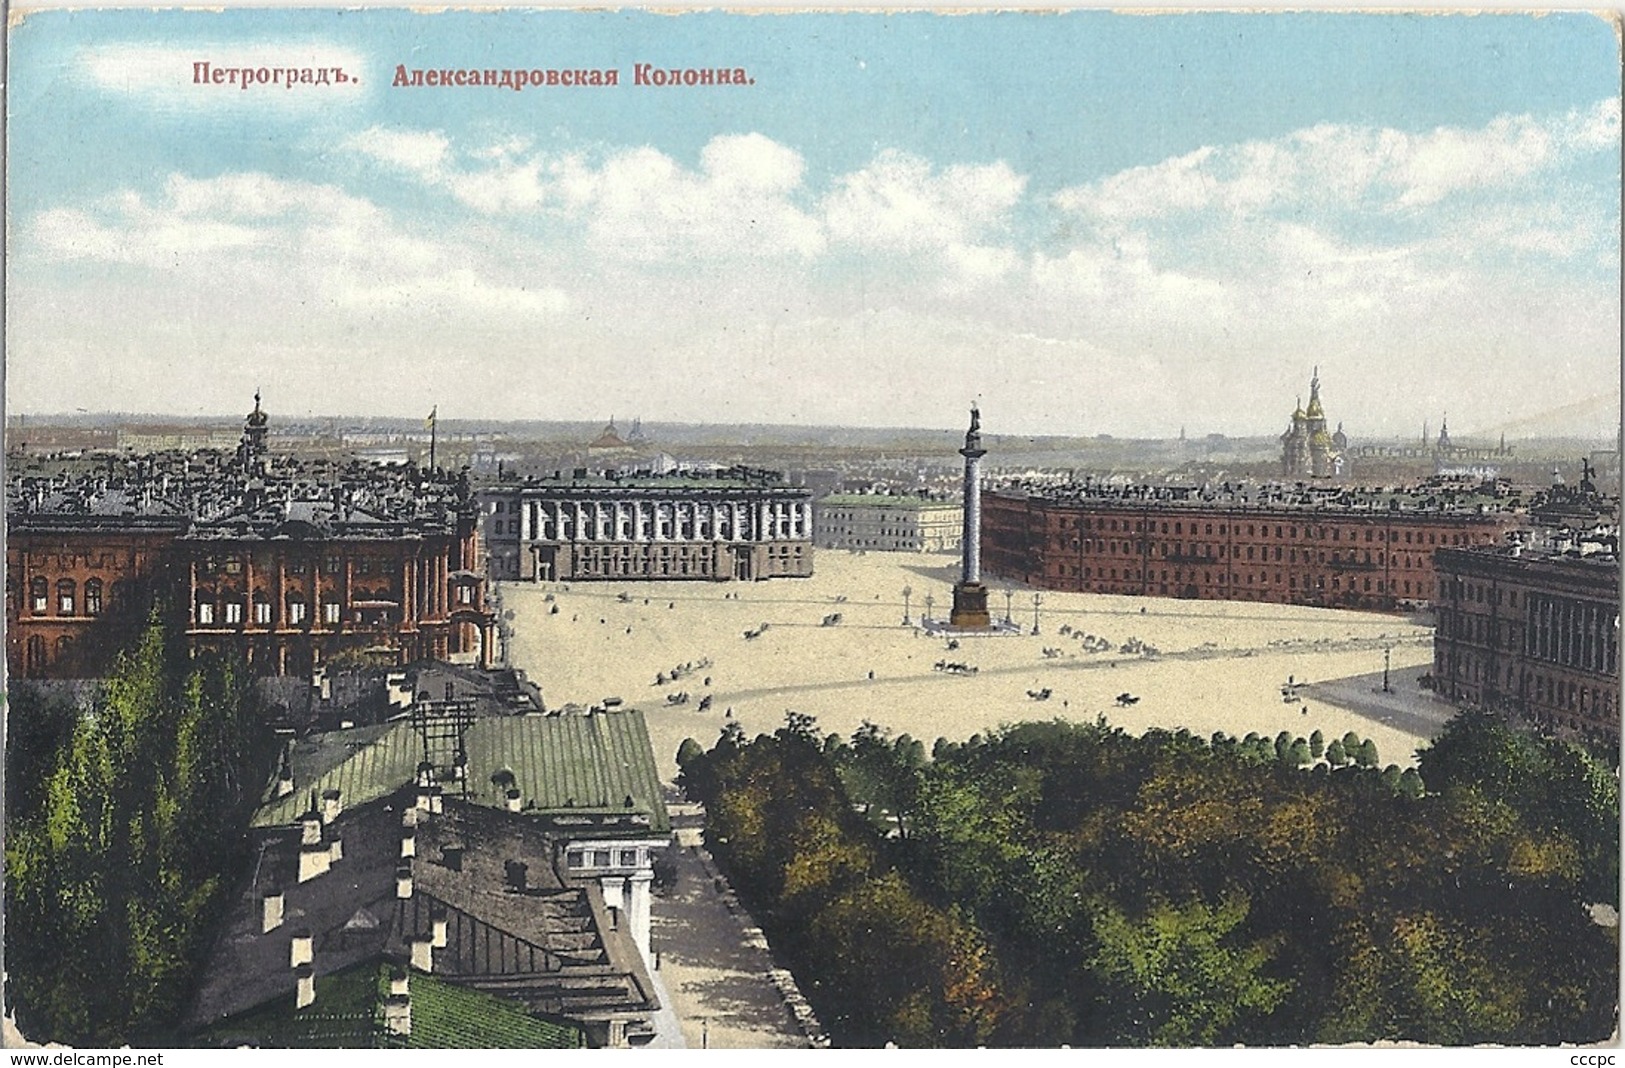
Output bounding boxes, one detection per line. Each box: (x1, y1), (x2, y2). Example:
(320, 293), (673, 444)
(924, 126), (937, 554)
(1003, 588), (1015, 625)
(924, 593), (935, 624)
(1382, 645), (1392, 693)
(902, 585), (913, 626)
(1031, 592), (1044, 635)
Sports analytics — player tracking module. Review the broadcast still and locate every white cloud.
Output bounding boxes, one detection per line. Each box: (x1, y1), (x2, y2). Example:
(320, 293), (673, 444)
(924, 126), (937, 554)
(29, 171), (570, 318)
(565, 136), (826, 260)
(343, 128), (825, 260)
(1054, 99), (1619, 222)
(823, 150), (1025, 267)
(344, 127), (450, 180)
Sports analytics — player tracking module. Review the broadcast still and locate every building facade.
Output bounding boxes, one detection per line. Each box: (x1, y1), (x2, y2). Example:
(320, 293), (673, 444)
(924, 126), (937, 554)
(982, 481), (1522, 611)
(814, 494), (962, 552)
(1433, 542), (1620, 741)
(480, 469), (814, 582)
(7, 396), (493, 679)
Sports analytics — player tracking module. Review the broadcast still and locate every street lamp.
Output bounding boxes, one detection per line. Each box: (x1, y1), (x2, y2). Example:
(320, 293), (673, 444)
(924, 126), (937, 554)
(924, 593), (935, 624)
(1031, 592), (1044, 635)
(1003, 588), (1015, 625)
(902, 585), (913, 626)
(1382, 645), (1392, 693)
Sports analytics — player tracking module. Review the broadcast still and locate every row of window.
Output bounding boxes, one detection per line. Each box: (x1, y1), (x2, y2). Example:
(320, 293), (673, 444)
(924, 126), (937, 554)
(200, 555), (400, 576)
(565, 847), (642, 870)
(1443, 653), (1618, 722)
(1039, 512), (1491, 546)
(28, 577), (107, 617)
(1047, 565), (1429, 596)
(1054, 538), (1427, 570)
(195, 598), (344, 626)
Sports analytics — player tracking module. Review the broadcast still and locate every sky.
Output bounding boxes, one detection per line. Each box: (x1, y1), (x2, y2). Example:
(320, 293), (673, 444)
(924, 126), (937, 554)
(5, 8), (1620, 439)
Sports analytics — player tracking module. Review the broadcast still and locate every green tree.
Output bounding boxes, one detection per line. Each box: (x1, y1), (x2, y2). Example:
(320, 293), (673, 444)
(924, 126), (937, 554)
(1088, 894), (1292, 1046)
(1309, 729), (1325, 760)
(4, 620), (275, 1045)
(1325, 739), (1347, 767)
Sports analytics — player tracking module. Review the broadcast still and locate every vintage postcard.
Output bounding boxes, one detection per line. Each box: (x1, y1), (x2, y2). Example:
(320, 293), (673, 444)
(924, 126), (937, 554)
(3, 3), (1620, 1054)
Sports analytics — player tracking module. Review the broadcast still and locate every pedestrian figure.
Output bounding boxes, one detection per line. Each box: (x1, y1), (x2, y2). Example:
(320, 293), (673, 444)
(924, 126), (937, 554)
(867, 670), (875, 680)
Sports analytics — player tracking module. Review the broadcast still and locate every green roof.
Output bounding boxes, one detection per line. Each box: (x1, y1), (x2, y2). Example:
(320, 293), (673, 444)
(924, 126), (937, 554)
(255, 710), (669, 833)
(195, 962), (584, 1048)
(380, 969), (583, 1049)
(817, 494), (959, 509)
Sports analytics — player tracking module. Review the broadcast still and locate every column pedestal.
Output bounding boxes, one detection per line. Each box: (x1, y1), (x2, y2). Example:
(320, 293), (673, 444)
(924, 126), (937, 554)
(950, 581), (991, 628)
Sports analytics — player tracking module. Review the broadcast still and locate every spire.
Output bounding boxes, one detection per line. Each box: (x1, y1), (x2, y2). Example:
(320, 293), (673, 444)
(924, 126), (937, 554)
(1304, 370), (1325, 420)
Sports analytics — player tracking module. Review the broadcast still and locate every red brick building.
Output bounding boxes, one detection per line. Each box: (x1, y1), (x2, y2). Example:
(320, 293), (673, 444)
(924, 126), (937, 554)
(982, 480), (1522, 611)
(7, 397), (493, 679)
(1434, 540), (1619, 742)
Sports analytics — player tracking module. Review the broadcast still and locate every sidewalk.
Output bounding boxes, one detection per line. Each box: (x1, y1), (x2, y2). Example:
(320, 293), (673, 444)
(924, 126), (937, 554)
(649, 812), (809, 1049)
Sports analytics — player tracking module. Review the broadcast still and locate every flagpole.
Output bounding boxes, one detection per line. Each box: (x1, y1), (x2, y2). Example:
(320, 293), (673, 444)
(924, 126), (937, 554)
(429, 406), (437, 471)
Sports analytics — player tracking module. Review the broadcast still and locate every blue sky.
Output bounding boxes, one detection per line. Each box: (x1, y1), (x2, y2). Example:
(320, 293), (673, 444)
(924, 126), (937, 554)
(7, 9), (1620, 437)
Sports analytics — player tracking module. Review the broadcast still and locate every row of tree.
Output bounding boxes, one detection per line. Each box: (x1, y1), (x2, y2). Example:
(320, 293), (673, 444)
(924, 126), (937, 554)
(678, 710), (1618, 1047)
(5, 619), (279, 1045)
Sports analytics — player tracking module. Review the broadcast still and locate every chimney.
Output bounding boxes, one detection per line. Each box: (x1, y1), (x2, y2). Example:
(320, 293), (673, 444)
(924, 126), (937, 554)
(290, 931), (313, 968)
(299, 841), (331, 883)
(321, 788), (342, 824)
(295, 964), (316, 1010)
(504, 859), (528, 893)
(505, 787), (522, 813)
(400, 830), (416, 859)
(431, 909), (449, 949)
(328, 833), (343, 864)
(409, 936), (434, 973)
(388, 967), (410, 998)
(401, 807), (419, 829)
(396, 864), (413, 899)
(300, 812), (323, 847)
(261, 891), (285, 933)
(276, 769), (295, 798)
(441, 844), (464, 872)
(382, 993), (411, 1037)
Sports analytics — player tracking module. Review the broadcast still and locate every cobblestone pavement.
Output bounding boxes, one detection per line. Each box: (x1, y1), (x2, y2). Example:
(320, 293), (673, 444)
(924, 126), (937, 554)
(649, 811), (808, 1049)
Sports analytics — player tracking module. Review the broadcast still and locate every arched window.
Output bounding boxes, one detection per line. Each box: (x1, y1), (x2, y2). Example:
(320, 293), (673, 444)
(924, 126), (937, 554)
(85, 579), (104, 617)
(253, 590), (272, 625)
(287, 592), (308, 626)
(55, 635), (73, 661)
(26, 634), (46, 673)
(196, 588), (216, 626)
(57, 579), (76, 616)
(30, 576), (48, 614)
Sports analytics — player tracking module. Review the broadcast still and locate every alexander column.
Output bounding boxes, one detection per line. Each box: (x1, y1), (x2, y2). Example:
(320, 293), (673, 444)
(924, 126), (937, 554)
(949, 405), (992, 629)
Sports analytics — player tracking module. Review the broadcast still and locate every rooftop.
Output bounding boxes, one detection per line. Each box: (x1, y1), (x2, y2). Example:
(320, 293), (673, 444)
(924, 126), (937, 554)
(195, 960), (586, 1049)
(989, 475), (1539, 517)
(8, 404), (478, 538)
(256, 708), (670, 835)
(189, 788), (657, 1040)
(817, 494), (960, 509)
(490, 464), (804, 494)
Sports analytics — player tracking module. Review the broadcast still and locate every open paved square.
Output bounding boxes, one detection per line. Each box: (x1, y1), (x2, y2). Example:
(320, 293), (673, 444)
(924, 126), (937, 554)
(503, 551), (1458, 781)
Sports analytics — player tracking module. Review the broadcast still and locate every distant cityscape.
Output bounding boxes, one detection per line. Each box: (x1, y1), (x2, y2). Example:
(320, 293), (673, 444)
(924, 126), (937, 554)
(4, 376), (1619, 1047)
